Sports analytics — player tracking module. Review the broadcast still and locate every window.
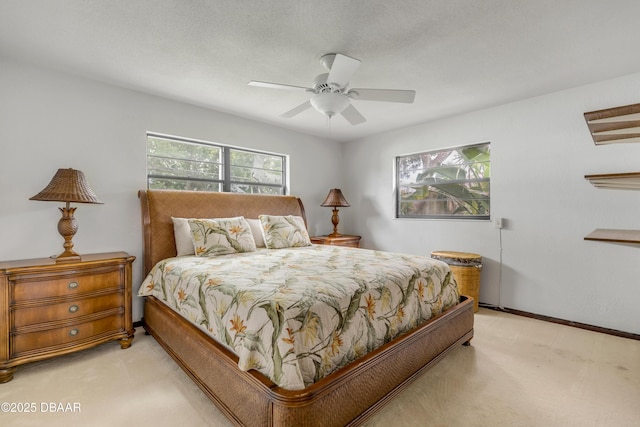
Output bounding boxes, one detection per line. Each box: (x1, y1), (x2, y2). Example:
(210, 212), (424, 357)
(396, 142), (490, 219)
(146, 133), (287, 194)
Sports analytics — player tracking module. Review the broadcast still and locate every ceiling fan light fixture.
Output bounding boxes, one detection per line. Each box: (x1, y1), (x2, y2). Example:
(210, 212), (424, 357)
(310, 92), (350, 117)
(248, 53), (416, 125)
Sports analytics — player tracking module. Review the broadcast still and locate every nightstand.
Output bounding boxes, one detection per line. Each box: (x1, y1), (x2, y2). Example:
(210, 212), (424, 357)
(311, 235), (361, 248)
(0, 252), (135, 383)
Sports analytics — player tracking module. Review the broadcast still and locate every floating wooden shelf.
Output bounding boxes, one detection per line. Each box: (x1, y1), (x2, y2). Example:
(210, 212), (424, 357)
(584, 172), (640, 190)
(584, 229), (640, 244)
(583, 105), (640, 244)
(584, 103), (640, 145)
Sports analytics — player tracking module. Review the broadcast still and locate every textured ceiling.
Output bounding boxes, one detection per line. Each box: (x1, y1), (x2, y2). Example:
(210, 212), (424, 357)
(1, 0), (640, 142)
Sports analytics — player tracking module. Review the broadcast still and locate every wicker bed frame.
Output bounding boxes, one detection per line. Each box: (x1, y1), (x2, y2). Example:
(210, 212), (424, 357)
(138, 189), (474, 426)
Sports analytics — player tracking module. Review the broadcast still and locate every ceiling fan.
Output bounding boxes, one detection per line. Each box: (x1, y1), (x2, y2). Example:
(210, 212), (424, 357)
(248, 53), (416, 125)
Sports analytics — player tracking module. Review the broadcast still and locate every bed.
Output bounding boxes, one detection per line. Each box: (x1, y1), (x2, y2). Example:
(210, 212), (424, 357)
(137, 189), (474, 426)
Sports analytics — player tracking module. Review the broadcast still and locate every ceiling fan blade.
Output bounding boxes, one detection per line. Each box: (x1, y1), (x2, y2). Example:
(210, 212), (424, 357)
(248, 81), (312, 92)
(341, 104), (367, 126)
(348, 88), (416, 103)
(326, 54), (361, 88)
(281, 100), (312, 118)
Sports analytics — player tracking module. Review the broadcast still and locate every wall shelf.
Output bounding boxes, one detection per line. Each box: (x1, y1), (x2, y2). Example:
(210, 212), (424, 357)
(583, 104), (640, 244)
(584, 103), (640, 145)
(583, 174), (640, 243)
(584, 172), (640, 190)
(584, 229), (640, 244)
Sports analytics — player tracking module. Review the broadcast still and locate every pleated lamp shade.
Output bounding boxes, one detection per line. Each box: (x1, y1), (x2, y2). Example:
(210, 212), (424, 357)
(321, 188), (350, 208)
(30, 168), (103, 204)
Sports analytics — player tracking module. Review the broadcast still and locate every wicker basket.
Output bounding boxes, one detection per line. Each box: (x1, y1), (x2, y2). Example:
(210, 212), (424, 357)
(431, 251), (482, 312)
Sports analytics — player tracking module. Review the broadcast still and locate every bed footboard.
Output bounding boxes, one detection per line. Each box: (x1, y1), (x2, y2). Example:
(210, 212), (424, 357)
(143, 295), (474, 427)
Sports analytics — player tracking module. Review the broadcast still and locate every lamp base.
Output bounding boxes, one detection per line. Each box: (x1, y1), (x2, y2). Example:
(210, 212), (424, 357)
(52, 252), (81, 263)
(329, 207), (342, 237)
(55, 204), (81, 263)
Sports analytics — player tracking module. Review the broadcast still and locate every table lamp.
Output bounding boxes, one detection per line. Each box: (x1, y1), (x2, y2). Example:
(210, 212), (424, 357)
(30, 168), (103, 262)
(321, 188), (350, 237)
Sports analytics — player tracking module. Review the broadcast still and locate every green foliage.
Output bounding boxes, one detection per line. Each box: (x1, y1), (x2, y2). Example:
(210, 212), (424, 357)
(397, 142), (490, 218)
(147, 135), (286, 194)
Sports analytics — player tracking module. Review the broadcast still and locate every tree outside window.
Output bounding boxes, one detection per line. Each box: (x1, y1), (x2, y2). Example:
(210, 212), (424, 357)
(147, 134), (287, 195)
(396, 142), (490, 219)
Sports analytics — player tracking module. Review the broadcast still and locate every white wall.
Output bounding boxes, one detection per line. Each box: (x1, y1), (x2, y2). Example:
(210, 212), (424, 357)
(3, 56), (639, 334)
(342, 73), (640, 335)
(0, 58), (343, 321)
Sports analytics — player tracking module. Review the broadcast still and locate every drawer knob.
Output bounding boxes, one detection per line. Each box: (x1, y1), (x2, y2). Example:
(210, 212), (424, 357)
(69, 328), (79, 337)
(68, 304), (79, 313)
(68, 281), (79, 289)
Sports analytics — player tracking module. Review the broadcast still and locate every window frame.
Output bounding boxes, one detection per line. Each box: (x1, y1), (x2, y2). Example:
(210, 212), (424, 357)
(395, 142), (491, 220)
(146, 132), (288, 195)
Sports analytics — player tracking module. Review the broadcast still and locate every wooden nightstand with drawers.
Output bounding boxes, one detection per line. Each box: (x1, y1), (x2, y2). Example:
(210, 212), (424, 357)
(0, 252), (135, 383)
(311, 235), (361, 248)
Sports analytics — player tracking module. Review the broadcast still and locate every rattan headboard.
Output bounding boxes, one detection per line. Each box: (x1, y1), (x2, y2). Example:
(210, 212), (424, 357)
(138, 190), (307, 275)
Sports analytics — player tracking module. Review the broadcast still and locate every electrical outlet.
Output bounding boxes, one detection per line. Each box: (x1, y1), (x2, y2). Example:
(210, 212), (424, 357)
(495, 217), (504, 229)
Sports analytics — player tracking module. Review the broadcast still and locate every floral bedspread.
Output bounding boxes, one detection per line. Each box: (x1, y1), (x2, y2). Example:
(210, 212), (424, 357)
(138, 245), (460, 390)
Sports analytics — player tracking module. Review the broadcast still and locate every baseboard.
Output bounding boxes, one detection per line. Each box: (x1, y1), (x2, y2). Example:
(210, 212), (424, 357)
(479, 304), (640, 341)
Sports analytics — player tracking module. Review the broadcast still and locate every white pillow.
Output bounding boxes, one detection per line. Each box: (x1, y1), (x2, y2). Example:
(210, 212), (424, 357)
(246, 218), (266, 248)
(172, 217), (195, 256)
